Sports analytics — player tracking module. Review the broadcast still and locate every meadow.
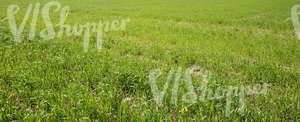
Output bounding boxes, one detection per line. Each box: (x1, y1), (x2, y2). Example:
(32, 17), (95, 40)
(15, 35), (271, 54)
(0, 0), (299, 121)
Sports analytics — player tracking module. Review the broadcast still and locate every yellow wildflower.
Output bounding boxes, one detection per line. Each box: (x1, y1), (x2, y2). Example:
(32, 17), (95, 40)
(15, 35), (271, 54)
(179, 106), (188, 113)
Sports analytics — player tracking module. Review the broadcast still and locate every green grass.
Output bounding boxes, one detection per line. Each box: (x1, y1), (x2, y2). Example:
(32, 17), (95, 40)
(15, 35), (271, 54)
(0, 0), (299, 121)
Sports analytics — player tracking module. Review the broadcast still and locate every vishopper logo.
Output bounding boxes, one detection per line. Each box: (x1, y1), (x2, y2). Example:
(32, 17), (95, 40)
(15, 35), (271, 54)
(147, 65), (271, 116)
(287, 5), (300, 41)
(4, 1), (130, 52)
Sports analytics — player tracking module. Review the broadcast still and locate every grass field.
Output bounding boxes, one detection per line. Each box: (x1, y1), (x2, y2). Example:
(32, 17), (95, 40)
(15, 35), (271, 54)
(0, 0), (299, 121)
